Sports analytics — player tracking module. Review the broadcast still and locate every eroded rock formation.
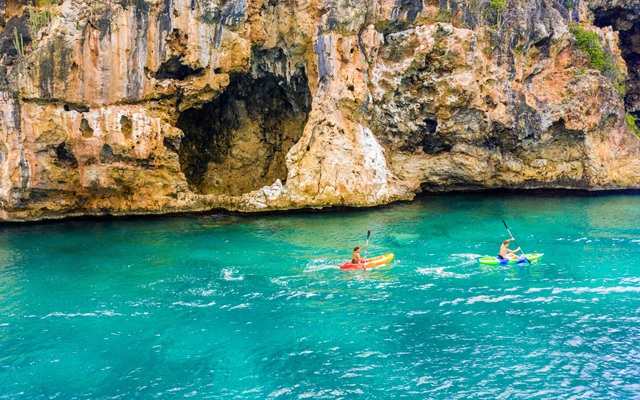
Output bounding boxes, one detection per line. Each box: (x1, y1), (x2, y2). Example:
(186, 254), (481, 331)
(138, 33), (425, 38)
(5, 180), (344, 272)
(0, 0), (639, 220)
(589, 0), (640, 113)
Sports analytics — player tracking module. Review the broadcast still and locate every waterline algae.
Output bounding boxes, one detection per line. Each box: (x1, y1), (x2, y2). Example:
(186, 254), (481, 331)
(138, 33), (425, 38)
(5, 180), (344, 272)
(1, 193), (639, 398)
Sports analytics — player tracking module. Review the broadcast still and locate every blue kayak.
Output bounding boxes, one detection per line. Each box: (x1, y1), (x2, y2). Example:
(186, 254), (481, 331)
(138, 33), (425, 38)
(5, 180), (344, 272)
(478, 253), (544, 265)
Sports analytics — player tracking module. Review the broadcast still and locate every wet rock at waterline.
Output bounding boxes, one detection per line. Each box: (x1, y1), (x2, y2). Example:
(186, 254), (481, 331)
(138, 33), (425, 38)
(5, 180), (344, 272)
(1, 0), (640, 220)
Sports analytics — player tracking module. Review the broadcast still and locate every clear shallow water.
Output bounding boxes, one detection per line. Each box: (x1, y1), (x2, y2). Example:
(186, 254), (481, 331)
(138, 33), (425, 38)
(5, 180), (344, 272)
(1, 193), (640, 399)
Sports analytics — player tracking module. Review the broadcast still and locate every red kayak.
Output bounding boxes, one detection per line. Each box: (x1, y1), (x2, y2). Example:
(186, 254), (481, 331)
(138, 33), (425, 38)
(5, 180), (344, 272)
(340, 253), (394, 270)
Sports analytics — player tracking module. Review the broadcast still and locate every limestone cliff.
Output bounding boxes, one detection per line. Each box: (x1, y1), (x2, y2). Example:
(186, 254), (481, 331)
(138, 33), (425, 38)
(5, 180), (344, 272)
(0, 0), (639, 221)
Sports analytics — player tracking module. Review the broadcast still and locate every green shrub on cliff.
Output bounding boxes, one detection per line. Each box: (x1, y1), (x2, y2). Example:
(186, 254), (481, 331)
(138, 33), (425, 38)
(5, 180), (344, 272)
(13, 28), (25, 57)
(626, 114), (640, 137)
(616, 81), (627, 97)
(570, 23), (626, 96)
(435, 9), (453, 23)
(570, 23), (615, 74)
(13, 0), (59, 56)
(28, 7), (52, 32)
(486, 0), (507, 28)
(28, 0), (59, 33)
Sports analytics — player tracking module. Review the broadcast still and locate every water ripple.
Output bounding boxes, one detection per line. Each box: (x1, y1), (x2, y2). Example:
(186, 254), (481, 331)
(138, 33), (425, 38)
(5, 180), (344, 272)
(417, 266), (471, 279)
(171, 301), (216, 308)
(221, 268), (244, 281)
(551, 286), (640, 295)
(39, 310), (122, 319)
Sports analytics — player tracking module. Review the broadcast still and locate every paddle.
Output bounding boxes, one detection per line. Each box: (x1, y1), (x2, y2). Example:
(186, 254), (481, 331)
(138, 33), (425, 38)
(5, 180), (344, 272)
(362, 231), (371, 269)
(364, 230), (370, 258)
(502, 220), (531, 264)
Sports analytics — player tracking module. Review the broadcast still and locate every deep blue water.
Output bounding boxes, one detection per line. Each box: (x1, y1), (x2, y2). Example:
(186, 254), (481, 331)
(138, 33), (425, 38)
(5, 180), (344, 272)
(1, 193), (640, 399)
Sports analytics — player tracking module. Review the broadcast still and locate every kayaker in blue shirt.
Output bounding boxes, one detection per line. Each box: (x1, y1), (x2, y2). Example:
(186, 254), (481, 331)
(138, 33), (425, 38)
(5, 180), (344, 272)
(352, 244), (368, 263)
(499, 238), (520, 260)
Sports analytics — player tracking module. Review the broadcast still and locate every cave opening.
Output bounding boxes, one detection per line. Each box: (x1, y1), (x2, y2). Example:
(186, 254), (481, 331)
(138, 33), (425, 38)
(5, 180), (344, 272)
(55, 142), (78, 168)
(155, 56), (204, 80)
(419, 118), (451, 154)
(175, 65), (311, 196)
(592, 8), (640, 113)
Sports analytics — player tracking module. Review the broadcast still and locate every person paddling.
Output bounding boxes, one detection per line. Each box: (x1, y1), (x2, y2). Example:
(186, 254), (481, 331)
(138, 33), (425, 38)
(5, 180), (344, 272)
(498, 238), (520, 260)
(352, 243), (368, 264)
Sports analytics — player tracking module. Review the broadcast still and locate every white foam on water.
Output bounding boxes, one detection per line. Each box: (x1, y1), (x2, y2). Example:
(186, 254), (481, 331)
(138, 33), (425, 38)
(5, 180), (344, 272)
(268, 388), (292, 397)
(623, 384), (640, 392)
(551, 286), (640, 295)
(450, 253), (483, 266)
(221, 268), (244, 281)
(431, 380), (453, 393)
(41, 310), (122, 319)
(286, 291), (318, 300)
(467, 295), (521, 304)
(417, 266), (471, 279)
(304, 259), (337, 272)
(355, 351), (385, 359)
(172, 301), (216, 308)
(416, 376), (434, 386)
(439, 297), (466, 307)
(407, 310), (429, 317)
(270, 277), (289, 286)
(523, 296), (555, 303)
(288, 350), (314, 356)
(228, 303), (250, 310)
(565, 336), (584, 347)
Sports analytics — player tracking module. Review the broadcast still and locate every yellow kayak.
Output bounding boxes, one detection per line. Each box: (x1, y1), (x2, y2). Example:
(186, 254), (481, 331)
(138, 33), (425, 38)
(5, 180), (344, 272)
(340, 253), (394, 270)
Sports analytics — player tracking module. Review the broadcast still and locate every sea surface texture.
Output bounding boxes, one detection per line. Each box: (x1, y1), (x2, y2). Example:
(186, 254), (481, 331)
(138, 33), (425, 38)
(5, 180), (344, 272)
(1, 193), (639, 399)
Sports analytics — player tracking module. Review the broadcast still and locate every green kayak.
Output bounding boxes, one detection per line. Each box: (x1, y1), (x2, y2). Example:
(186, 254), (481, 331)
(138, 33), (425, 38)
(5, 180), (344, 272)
(478, 253), (544, 265)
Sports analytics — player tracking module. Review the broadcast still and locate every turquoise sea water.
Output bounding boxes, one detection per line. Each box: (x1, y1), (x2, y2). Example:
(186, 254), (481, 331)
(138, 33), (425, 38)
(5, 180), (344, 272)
(1, 193), (640, 399)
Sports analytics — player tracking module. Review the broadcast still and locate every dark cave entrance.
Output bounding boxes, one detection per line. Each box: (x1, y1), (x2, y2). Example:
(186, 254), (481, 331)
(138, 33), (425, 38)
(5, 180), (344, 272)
(593, 8), (640, 118)
(175, 62), (311, 196)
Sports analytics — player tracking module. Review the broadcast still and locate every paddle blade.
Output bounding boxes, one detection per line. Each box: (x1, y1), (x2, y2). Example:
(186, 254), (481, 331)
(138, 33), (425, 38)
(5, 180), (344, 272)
(367, 230), (371, 240)
(502, 220), (508, 229)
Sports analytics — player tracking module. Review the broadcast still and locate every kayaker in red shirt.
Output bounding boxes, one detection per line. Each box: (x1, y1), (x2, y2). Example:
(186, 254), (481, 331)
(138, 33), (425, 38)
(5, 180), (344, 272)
(352, 243), (368, 263)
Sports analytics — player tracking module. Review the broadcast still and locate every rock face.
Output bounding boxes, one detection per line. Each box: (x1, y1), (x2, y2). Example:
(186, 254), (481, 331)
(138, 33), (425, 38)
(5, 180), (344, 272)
(0, 0), (639, 220)
(589, 0), (640, 112)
